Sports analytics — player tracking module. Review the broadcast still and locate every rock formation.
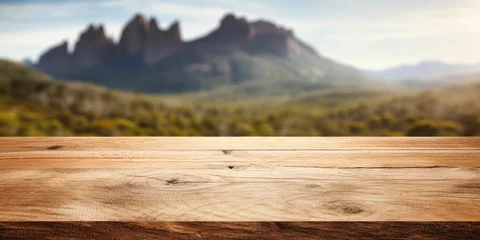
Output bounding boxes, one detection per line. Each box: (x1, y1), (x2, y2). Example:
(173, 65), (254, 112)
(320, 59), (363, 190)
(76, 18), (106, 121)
(37, 41), (73, 76)
(189, 14), (255, 58)
(143, 18), (183, 64)
(72, 24), (115, 69)
(118, 14), (149, 57)
(32, 12), (367, 95)
(214, 14), (254, 41)
(249, 20), (300, 57)
(36, 12), (303, 76)
(165, 21), (182, 42)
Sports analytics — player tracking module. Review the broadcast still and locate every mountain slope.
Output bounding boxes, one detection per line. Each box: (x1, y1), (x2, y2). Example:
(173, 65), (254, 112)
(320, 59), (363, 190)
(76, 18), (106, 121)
(34, 13), (368, 94)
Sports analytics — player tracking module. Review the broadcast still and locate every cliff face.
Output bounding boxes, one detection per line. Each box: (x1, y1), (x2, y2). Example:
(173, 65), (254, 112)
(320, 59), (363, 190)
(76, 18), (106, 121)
(214, 14), (254, 42)
(37, 41), (73, 76)
(143, 19), (183, 64)
(248, 20), (299, 57)
(189, 13), (299, 59)
(37, 25), (116, 76)
(36, 13), (307, 77)
(118, 14), (149, 58)
(72, 24), (115, 69)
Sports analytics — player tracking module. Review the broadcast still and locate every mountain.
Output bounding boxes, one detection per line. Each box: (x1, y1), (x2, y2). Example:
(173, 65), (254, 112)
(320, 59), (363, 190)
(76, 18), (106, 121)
(364, 60), (480, 80)
(21, 58), (35, 67)
(34, 13), (368, 94)
(396, 72), (480, 90)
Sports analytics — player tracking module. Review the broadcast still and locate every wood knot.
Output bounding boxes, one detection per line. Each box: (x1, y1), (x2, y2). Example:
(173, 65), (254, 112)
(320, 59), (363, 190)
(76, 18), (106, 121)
(325, 201), (369, 216)
(342, 205), (364, 214)
(166, 178), (180, 185)
(226, 165), (246, 170)
(46, 145), (63, 150)
(222, 150), (232, 155)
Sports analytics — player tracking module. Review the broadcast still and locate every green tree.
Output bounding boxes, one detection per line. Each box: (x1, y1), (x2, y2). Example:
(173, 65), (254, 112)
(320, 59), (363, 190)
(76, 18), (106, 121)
(407, 121), (440, 136)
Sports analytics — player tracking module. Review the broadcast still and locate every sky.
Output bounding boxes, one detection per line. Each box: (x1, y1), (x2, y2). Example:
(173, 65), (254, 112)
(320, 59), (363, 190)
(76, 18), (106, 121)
(0, 0), (478, 70)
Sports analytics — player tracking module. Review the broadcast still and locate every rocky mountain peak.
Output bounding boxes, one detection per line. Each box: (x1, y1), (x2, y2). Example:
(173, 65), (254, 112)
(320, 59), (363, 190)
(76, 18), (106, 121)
(246, 19), (300, 57)
(149, 18), (160, 31)
(220, 14), (245, 27)
(37, 40), (72, 76)
(59, 41), (69, 51)
(98, 25), (105, 34)
(72, 24), (115, 69)
(118, 14), (149, 56)
(133, 13), (148, 25)
(39, 40), (69, 61)
(143, 19), (183, 64)
(77, 24), (108, 42)
(216, 13), (253, 40)
(166, 21), (182, 42)
(251, 20), (293, 36)
(36, 12), (311, 78)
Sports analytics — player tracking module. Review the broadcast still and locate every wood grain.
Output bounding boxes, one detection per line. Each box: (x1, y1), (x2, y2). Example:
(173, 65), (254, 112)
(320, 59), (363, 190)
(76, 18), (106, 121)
(1, 137), (479, 151)
(2, 222), (480, 240)
(0, 137), (479, 237)
(1, 150), (480, 169)
(1, 168), (479, 221)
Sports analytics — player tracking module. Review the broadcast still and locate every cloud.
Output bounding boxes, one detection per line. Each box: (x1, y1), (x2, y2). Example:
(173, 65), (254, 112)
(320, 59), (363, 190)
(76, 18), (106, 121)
(0, 23), (123, 45)
(101, 0), (227, 20)
(0, 22), (124, 61)
(0, 1), (103, 20)
(285, 0), (480, 41)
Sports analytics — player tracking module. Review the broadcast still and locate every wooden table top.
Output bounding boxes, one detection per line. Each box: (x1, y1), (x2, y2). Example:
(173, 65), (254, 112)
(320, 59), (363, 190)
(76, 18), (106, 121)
(1, 137), (479, 239)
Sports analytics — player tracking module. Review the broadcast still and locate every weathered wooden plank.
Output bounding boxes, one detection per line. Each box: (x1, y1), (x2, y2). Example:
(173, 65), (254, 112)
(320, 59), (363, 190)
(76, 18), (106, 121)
(1, 136), (479, 240)
(1, 137), (479, 151)
(2, 222), (480, 240)
(1, 168), (478, 221)
(1, 150), (479, 169)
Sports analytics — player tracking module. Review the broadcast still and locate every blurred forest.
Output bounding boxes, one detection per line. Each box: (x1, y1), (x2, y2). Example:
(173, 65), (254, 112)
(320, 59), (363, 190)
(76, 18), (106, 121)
(1, 60), (479, 136)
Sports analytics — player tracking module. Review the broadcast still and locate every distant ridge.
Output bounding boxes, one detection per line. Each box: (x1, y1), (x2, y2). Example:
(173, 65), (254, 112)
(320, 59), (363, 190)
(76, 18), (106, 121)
(364, 60), (480, 80)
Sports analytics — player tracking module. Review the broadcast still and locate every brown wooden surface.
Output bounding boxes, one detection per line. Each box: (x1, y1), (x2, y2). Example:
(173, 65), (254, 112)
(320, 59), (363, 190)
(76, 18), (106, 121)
(2, 222), (480, 240)
(1, 168), (479, 221)
(2, 150), (480, 168)
(2, 137), (480, 151)
(1, 137), (479, 238)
